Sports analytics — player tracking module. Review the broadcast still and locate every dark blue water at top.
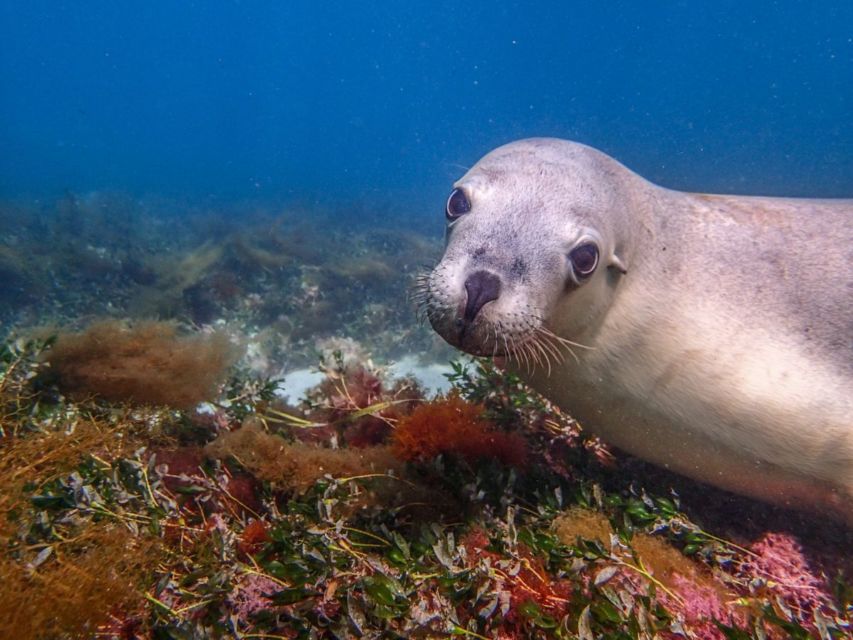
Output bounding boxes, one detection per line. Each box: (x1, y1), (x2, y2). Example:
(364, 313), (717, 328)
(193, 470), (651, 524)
(1, 1), (851, 215)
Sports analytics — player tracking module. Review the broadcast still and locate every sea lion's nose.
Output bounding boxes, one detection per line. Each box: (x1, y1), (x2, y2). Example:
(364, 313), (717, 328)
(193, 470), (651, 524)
(463, 270), (501, 322)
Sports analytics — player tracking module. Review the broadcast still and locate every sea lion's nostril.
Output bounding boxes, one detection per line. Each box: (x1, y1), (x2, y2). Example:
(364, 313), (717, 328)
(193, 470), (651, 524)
(463, 271), (501, 322)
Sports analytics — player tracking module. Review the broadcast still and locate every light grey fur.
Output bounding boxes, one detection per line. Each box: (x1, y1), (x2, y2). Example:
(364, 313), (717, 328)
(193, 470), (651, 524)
(426, 138), (853, 520)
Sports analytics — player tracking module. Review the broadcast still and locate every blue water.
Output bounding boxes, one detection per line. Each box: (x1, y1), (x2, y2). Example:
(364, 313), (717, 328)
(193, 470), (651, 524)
(1, 1), (851, 210)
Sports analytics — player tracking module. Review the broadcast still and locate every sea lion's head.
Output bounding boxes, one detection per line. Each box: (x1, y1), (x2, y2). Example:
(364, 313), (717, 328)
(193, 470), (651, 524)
(420, 138), (633, 368)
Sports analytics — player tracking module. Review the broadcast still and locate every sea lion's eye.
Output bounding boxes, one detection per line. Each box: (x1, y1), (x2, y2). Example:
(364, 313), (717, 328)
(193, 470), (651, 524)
(446, 188), (471, 220)
(569, 243), (599, 278)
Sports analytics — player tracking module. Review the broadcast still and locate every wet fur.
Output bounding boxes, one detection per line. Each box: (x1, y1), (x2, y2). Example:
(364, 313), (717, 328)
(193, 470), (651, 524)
(424, 138), (853, 521)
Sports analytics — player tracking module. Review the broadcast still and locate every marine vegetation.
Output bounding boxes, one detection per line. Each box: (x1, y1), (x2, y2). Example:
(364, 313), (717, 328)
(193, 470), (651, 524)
(0, 337), (850, 639)
(392, 392), (529, 468)
(44, 320), (240, 409)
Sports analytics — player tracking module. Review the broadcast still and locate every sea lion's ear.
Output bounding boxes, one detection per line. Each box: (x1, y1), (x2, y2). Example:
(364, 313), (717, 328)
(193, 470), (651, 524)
(608, 254), (628, 274)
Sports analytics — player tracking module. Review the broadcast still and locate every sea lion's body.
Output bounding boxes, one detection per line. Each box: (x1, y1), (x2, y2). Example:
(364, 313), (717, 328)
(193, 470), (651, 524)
(425, 138), (852, 520)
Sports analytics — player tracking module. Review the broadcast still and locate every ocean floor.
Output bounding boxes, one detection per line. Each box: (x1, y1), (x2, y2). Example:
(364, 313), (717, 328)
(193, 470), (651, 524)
(278, 355), (454, 404)
(0, 194), (850, 639)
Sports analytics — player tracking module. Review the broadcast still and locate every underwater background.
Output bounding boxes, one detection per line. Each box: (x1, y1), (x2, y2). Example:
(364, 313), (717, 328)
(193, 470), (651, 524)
(1, 3), (853, 639)
(1, 0), (852, 382)
(3, 1), (852, 203)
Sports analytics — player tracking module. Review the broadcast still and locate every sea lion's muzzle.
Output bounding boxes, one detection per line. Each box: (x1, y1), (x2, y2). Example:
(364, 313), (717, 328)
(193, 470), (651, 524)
(463, 270), (501, 322)
(450, 270), (502, 347)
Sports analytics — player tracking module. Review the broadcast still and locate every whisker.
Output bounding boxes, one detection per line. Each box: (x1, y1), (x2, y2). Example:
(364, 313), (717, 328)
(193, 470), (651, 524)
(538, 325), (594, 351)
(504, 333), (517, 368)
(538, 330), (571, 365)
(534, 330), (561, 360)
(541, 329), (579, 365)
(516, 336), (531, 371)
(529, 339), (544, 369)
(530, 335), (553, 376)
(539, 335), (557, 375)
(525, 342), (539, 373)
(494, 325), (501, 357)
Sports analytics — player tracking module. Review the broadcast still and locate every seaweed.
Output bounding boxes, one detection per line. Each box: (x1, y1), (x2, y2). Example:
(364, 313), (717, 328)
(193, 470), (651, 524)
(44, 320), (241, 409)
(0, 334), (850, 639)
(204, 418), (404, 493)
(392, 392), (528, 467)
(0, 525), (159, 640)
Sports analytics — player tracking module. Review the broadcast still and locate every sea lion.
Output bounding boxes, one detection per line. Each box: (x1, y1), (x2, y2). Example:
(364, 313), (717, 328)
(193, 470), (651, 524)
(422, 138), (853, 521)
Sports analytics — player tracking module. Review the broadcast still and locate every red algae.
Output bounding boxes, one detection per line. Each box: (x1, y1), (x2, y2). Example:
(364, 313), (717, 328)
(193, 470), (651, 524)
(391, 394), (528, 467)
(460, 528), (571, 632)
(305, 363), (422, 448)
(237, 519), (270, 558)
(658, 573), (747, 640)
(738, 531), (834, 631)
